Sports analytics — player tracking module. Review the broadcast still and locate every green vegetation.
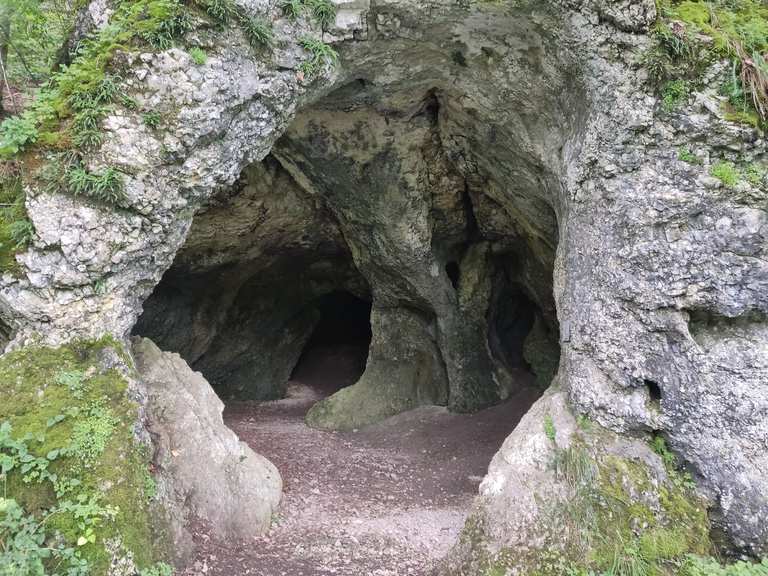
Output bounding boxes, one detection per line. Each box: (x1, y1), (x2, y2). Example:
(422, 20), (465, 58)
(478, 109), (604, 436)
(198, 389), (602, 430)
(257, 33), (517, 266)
(456, 422), (717, 576)
(299, 36), (339, 76)
(280, 0), (337, 31)
(0, 0), (274, 160)
(653, 0), (768, 126)
(543, 415), (557, 443)
(0, 165), (33, 273)
(710, 160), (741, 187)
(0, 339), (169, 575)
(0, 0), (275, 227)
(143, 110), (162, 129)
(680, 556), (768, 576)
(678, 147), (702, 164)
(0, 0), (76, 118)
(35, 152), (127, 206)
(745, 162), (765, 185)
(662, 79), (690, 111)
(188, 46), (208, 65)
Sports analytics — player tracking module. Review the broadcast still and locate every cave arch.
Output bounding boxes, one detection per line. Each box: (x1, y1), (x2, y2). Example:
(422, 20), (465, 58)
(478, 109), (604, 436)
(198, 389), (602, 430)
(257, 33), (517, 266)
(135, 76), (567, 428)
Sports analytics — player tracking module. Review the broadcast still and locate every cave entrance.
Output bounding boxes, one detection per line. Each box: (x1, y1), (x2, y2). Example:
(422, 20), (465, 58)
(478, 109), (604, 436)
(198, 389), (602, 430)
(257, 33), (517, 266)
(489, 279), (537, 373)
(290, 291), (372, 397)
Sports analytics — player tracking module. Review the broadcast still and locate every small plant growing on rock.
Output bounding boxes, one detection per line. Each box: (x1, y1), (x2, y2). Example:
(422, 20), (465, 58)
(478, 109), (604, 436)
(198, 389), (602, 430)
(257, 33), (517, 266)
(543, 415), (556, 443)
(65, 165), (126, 205)
(0, 170), (33, 272)
(8, 220), (34, 249)
(143, 111), (162, 129)
(281, 0), (303, 19)
(240, 15), (274, 49)
(188, 47), (208, 65)
(678, 147), (702, 165)
(745, 163), (766, 186)
(307, 0), (336, 30)
(299, 36), (339, 76)
(281, 0), (336, 30)
(661, 79), (690, 111)
(710, 161), (741, 188)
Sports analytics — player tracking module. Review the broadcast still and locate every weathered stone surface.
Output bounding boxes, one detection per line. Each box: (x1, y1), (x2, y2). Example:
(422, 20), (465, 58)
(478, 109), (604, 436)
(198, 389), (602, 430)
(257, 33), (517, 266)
(306, 305), (448, 429)
(441, 388), (711, 574)
(0, 0), (765, 557)
(132, 337), (282, 561)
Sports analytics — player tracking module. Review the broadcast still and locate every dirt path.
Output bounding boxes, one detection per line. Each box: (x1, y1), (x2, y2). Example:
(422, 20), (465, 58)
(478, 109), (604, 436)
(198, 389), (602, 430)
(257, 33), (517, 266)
(182, 346), (539, 576)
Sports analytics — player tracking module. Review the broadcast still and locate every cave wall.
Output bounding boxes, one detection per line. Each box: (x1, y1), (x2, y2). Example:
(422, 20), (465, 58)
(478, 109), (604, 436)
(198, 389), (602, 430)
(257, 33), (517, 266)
(0, 0), (766, 559)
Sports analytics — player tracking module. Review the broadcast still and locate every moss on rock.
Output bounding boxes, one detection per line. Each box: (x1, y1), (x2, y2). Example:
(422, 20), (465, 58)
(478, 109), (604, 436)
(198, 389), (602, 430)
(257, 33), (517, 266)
(0, 338), (171, 574)
(443, 408), (713, 576)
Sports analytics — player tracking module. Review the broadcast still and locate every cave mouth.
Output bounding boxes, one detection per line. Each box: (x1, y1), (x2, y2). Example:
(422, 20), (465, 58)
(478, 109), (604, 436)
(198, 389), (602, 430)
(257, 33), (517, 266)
(289, 291), (372, 397)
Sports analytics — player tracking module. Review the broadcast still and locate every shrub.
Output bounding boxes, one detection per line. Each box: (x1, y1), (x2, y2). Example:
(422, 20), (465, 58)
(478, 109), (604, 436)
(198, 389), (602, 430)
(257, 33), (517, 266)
(0, 114), (39, 158)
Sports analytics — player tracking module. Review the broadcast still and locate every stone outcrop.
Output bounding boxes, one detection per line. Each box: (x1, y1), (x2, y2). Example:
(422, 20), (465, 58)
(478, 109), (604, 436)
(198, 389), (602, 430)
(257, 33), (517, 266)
(133, 337), (282, 562)
(442, 387), (712, 575)
(0, 0), (766, 560)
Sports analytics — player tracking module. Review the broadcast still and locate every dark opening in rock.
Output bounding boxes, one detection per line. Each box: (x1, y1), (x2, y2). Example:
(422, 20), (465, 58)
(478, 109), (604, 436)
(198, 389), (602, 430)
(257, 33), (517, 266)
(134, 59), (567, 427)
(489, 281), (537, 371)
(645, 379), (663, 403)
(445, 261), (461, 290)
(0, 317), (14, 351)
(290, 291), (372, 396)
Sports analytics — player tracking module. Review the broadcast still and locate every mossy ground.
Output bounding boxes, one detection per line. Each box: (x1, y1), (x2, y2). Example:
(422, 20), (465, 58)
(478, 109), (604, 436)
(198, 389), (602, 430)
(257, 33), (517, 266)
(0, 339), (168, 574)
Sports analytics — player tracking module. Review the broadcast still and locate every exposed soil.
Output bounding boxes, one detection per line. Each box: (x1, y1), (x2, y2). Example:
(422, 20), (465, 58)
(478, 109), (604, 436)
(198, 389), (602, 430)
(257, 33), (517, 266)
(182, 344), (539, 576)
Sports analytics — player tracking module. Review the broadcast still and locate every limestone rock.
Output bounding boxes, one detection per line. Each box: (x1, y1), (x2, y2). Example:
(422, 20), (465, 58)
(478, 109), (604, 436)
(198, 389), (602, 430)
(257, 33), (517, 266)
(0, 0), (765, 557)
(441, 389), (711, 575)
(132, 337), (281, 561)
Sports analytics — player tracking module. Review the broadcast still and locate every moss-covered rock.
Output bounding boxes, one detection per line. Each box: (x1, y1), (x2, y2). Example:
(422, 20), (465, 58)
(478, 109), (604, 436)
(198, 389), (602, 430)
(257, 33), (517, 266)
(0, 339), (171, 575)
(441, 389), (712, 576)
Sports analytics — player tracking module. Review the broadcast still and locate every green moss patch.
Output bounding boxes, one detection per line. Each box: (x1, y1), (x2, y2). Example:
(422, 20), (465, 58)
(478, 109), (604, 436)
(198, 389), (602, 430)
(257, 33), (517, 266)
(0, 169), (33, 274)
(449, 425), (713, 576)
(652, 0), (768, 127)
(0, 339), (170, 575)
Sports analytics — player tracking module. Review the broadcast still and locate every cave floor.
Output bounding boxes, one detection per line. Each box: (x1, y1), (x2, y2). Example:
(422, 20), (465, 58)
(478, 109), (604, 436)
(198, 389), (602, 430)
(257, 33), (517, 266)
(181, 345), (539, 576)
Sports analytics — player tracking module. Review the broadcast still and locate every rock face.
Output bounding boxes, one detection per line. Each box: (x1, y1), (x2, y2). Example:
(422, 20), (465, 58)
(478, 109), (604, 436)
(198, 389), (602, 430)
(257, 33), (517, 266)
(133, 337), (282, 561)
(0, 0), (766, 559)
(442, 387), (712, 575)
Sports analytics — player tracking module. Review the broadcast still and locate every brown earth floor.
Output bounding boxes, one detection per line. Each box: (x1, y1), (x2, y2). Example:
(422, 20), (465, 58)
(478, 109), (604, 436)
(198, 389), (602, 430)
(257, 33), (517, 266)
(182, 345), (539, 576)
